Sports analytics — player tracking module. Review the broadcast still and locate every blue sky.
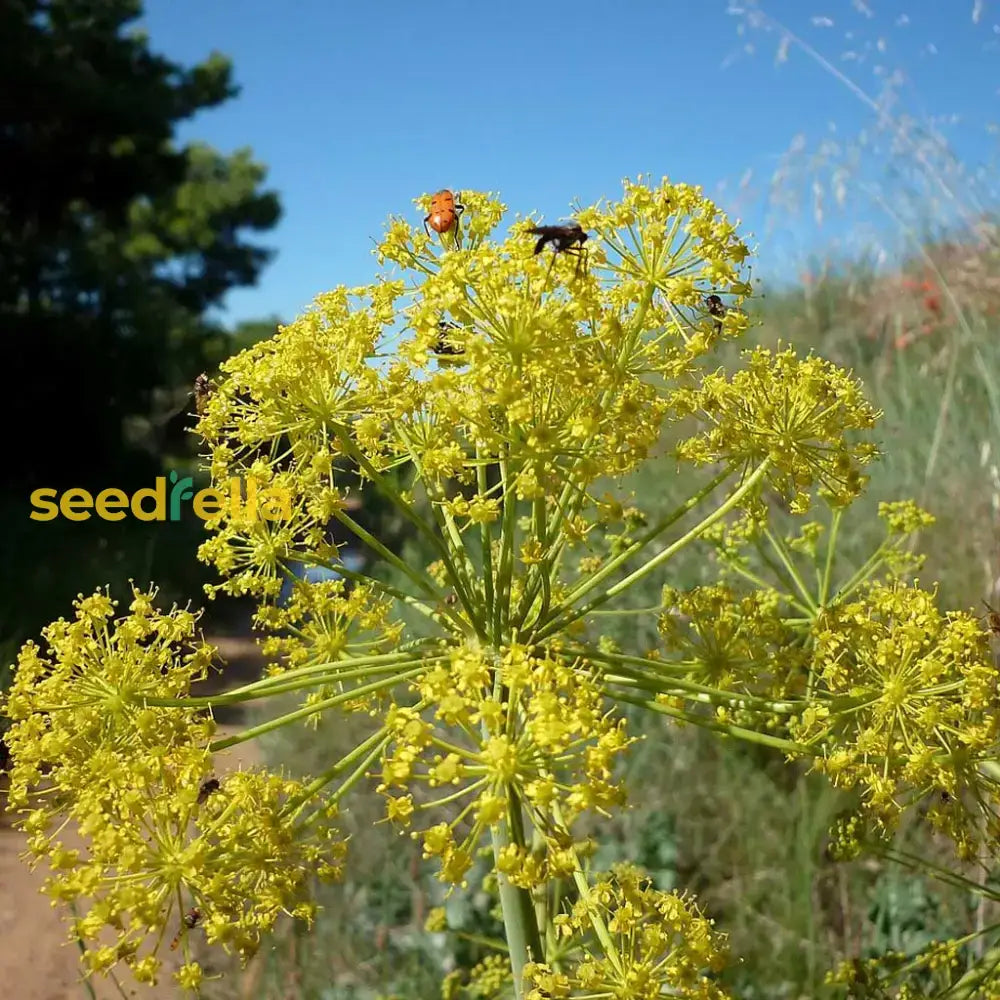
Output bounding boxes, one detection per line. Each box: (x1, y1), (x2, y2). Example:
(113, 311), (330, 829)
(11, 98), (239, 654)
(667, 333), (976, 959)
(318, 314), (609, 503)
(139, 0), (998, 326)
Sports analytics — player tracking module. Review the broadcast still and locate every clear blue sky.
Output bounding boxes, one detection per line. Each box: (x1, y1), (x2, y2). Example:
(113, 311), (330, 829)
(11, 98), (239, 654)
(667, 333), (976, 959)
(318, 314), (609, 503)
(139, 0), (998, 327)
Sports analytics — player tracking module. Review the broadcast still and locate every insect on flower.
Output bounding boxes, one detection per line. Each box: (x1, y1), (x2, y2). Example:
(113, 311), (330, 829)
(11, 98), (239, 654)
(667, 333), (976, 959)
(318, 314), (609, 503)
(196, 777), (220, 805)
(170, 908), (202, 950)
(527, 222), (589, 275)
(193, 373), (213, 415)
(705, 294), (727, 333)
(432, 320), (465, 357)
(424, 189), (465, 237)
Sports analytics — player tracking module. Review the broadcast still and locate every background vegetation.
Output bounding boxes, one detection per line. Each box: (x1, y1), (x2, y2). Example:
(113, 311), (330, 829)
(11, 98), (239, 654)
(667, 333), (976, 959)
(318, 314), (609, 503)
(0, 0), (287, 650)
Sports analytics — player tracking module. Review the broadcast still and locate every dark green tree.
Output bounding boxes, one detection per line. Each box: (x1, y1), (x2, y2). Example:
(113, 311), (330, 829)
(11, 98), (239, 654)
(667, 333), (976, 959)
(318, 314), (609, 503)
(0, 0), (281, 642)
(0, 0), (281, 489)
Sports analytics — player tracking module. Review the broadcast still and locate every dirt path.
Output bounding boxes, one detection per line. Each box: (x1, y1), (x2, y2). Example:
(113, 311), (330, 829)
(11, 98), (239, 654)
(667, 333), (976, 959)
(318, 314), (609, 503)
(0, 636), (267, 1000)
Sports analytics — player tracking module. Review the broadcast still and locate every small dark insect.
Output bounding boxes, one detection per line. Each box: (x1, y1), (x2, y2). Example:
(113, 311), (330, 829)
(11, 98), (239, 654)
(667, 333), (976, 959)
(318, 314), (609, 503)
(983, 600), (1000, 636)
(940, 789), (952, 804)
(197, 777), (220, 805)
(445, 592), (458, 606)
(705, 294), (726, 333)
(527, 222), (589, 258)
(433, 320), (465, 357)
(170, 908), (202, 950)
(193, 373), (213, 415)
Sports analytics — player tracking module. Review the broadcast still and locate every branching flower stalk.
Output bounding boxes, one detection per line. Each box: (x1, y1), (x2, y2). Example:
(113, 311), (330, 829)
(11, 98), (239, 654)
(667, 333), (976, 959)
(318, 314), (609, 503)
(4, 176), (1000, 998)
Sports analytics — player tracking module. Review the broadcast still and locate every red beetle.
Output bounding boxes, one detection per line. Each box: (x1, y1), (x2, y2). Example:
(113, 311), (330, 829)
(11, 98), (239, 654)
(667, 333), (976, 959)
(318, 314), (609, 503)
(424, 189), (465, 237)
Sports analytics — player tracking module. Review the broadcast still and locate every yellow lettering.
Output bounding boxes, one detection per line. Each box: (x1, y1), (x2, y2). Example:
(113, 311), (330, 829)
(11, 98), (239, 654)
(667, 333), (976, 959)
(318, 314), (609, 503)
(29, 488), (59, 521)
(60, 488), (93, 521)
(95, 488), (129, 521)
(193, 489), (225, 520)
(258, 489), (292, 521)
(131, 478), (166, 521)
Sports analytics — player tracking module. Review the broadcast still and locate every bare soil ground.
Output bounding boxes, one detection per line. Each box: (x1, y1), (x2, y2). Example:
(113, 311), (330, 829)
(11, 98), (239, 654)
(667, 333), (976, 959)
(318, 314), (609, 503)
(0, 636), (267, 1000)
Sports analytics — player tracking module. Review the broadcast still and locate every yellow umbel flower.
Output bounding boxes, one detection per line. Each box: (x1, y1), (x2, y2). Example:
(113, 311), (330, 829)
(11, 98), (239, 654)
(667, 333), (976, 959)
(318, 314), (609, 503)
(528, 863), (731, 999)
(1, 587), (346, 985)
(796, 580), (1000, 853)
(377, 641), (633, 885)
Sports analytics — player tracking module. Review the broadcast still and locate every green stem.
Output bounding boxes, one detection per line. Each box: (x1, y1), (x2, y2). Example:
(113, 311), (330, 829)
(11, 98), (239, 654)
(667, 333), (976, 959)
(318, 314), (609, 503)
(949, 942), (1000, 999)
(477, 446), (497, 641)
(68, 901), (98, 1000)
(556, 463), (735, 616)
(393, 422), (483, 628)
(819, 507), (842, 605)
(328, 504), (451, 611)
(614, 692), (815, 756)
(831, 542), (890, 604)
(142, 656), (434, 710)
(726, 560), (815, 618)
(537, 460), (767, 641)
(495, 450), (518, 640)
(208, 668), (423, 751)
(289, 728), (390, 824)
(327, 421), (464, 577)
(549, 801), (624, 979)
(220, 648), (434, 697)
(763, 527), (819, 615)
(602, 667), (801, 715)
(491, 791), (544, 1000)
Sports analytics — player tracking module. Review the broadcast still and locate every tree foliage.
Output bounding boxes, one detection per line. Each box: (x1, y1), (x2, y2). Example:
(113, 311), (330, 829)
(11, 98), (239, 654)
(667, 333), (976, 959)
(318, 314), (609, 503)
(0, 0), (281, 489)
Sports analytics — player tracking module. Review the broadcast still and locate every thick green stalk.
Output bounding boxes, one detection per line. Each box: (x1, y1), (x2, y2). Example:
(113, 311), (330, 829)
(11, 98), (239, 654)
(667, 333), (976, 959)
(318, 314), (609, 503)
(491, 797), (543, 1000)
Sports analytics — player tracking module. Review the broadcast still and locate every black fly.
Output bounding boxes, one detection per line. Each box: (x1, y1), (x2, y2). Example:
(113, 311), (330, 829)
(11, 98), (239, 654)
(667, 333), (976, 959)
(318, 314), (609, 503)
(197, 777), (220, 805)
(705, 294), (726, 333)
(526, 223), (589, 275)
(170, 908), (202, 950)
(527, 223), (588, 256)
(433, 320), (465, 357)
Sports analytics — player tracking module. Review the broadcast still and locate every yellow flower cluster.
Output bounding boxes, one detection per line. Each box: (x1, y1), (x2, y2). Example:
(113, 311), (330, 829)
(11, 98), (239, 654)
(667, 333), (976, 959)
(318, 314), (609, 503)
(256, 577), (402, 679)
(193, 178), (758, 610)
(796, 581), (1000, 855)
(378, 641), (632, 885)
(672, 346), (880, 512)
(658, 583), (808, 699)
(1, 587), (345, 987)
(1, 177), (902, 994)
(524, 864), (730, 999)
